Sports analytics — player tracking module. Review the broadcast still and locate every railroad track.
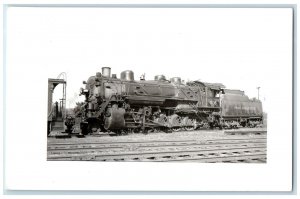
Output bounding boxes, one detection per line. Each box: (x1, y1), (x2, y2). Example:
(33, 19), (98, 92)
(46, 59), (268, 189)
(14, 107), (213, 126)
(224, 130), (267, 135)
(47, 137), (267, 163)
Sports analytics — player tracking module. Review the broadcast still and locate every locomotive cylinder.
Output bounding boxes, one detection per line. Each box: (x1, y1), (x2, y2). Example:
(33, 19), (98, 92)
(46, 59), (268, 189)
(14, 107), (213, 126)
(120, 70), (134, 81)
(102, 67), (111, 78)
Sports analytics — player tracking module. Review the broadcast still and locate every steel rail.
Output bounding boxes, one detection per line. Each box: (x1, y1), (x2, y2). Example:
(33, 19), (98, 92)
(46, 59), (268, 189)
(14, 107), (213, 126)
(47, 140), (266, 152)
(163, 153), (267, 163)
(47, 137), (266, 146)
(48, 145), (266, 160)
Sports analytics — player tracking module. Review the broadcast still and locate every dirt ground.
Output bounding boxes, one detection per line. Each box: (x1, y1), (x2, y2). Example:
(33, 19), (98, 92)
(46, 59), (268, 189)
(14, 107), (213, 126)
(48, 127), (267, 144)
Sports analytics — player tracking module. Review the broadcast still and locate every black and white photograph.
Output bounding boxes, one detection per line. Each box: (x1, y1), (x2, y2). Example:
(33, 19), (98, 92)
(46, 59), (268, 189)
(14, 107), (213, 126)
(47, 66), (267, 163)
(3, 3), (294, 193)
(44, 7), (271, 163)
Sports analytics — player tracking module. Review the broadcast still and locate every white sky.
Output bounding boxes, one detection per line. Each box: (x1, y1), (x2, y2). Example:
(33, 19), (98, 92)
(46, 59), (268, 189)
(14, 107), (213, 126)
(7, 7), (293, 112)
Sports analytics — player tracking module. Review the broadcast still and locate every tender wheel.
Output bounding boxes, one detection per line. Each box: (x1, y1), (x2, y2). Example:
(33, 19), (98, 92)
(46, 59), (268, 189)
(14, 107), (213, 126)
(171, 127), (182, 132)
(184, 126), (195, 131)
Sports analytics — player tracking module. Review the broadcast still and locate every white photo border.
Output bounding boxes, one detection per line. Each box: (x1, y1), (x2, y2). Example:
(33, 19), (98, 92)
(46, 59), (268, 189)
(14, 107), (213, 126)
(2, 3), (296, 195)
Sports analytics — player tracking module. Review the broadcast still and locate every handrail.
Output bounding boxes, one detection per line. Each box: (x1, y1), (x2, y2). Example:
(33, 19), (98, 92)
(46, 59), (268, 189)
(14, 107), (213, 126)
(48, 103), (56, 119)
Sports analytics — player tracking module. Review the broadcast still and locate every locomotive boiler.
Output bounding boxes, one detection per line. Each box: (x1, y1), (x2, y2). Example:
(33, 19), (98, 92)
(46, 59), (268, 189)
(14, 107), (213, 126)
(78, 67), (263, 135)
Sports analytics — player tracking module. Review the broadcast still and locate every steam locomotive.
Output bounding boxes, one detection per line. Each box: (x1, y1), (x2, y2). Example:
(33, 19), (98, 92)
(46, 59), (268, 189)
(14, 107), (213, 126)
(78, 67), (263, 135)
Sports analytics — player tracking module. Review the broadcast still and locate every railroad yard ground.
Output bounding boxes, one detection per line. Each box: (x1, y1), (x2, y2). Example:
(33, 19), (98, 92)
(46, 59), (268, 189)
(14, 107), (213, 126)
(47, 128), (267, 163)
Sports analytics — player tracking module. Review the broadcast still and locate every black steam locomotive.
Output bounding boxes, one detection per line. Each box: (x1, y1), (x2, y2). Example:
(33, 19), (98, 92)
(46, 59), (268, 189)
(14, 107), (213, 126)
(78, 67), (263, 134)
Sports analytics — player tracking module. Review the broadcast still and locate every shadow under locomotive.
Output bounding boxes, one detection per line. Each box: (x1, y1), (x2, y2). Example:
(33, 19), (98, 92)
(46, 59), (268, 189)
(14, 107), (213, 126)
(71, 67), (263, 135)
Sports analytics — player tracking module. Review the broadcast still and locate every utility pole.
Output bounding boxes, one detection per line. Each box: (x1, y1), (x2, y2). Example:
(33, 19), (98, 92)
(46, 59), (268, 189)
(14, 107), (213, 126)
(256, 87), (260, 100)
